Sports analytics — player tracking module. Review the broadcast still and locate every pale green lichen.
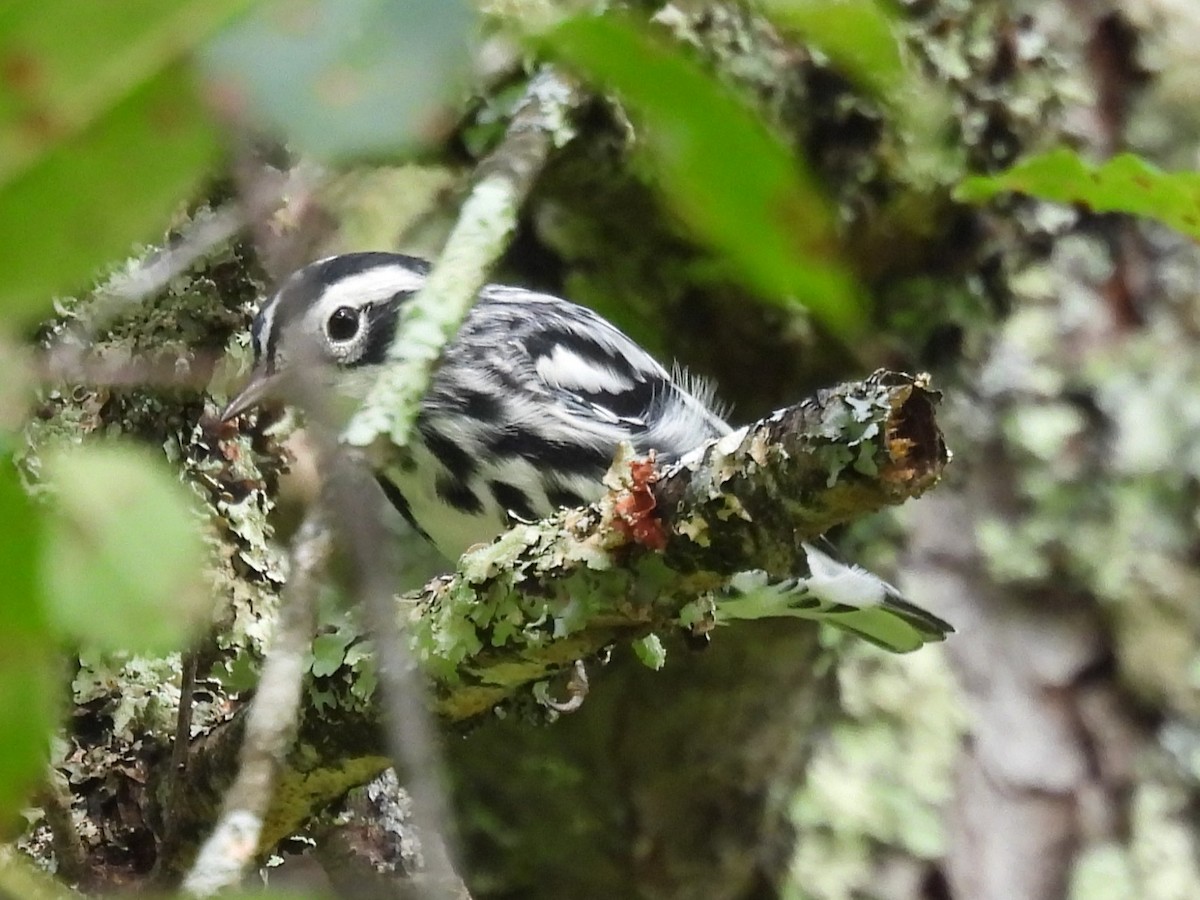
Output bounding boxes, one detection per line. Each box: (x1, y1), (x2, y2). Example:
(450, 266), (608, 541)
(1128, 777), (1200, 897)
(675, 515), (711, 545)
(1070, 775), (1200, 900)
(714, 492), (752, 522)
(785, 645), (966, 900)
(408, 503), (620, 687)
(974, 232), (1200, 723)
(72, 652), (184, 737)
(632, 633), (667, 670)
(1070, 844), (1137, 900)
(460, 524), (544, 582)
(806, 391), (893, 488)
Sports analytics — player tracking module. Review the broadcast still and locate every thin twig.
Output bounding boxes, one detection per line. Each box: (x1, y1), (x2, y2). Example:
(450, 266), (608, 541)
(287, 344), (467, 896)
(154, 648), (198, 879)
(181, 509), (330, 896)
(324, 456), (467, 896)
(35, 347), (224, 392)
(312, 64), (586, 893)
(47, 160), (320, 352)
(57, 205), (241, 349)
(204, 320), (467, 896)
(342, 65), (585, 454)
(177, 67), (588, 890)
(99, 205), (244, 306)
(35, 769), (89, 887)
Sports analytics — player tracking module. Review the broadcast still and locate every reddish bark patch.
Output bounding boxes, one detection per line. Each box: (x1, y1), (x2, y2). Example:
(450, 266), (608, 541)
(612, 453), (668, 551)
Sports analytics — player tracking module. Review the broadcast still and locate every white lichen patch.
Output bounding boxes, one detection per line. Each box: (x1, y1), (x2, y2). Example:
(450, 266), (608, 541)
(601, 441), (640, 492)
(561, 530), (615, 571)
(747, 427), (774, 467)
(527, 68), (580, 148)
(459, 524), (542, 583)
(714, 424), (750, 457)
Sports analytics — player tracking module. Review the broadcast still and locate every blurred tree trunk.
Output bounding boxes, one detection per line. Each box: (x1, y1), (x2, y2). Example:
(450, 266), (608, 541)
(901, 4), (1200, 900)
(449, 624), (830, 899)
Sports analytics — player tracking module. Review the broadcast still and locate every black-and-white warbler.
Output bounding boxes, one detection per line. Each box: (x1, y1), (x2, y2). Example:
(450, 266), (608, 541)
(222, 252), (951, 652)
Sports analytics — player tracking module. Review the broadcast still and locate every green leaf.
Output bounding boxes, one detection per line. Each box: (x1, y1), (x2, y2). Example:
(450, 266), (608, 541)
(216, 651), (259, 694)
(0, 465), (56, 828)
(757, 0), (905, 101)
(310, 631), (354, 678)
(200, 0), (475, 160)
(41, 443), (211, 653)
(757, 1), (957, 192)
(0, 0), (250, 318)
(0, 0), (248, 184)
(545, 15), (865, 337)
(955, 148), (1200, 240)
(0, 66), (221, 320)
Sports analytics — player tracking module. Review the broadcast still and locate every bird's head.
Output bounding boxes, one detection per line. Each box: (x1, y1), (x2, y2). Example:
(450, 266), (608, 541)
(220, 252), (430, 422)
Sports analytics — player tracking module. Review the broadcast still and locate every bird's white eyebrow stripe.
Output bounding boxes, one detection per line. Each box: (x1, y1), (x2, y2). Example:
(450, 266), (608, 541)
(256, 262), (428, 367)
(311, 265), (427, 317)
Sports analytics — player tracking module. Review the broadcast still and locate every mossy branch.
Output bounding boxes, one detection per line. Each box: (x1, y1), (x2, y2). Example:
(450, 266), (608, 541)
(409, 368), (948, 721)
(180, 368), (947, 852)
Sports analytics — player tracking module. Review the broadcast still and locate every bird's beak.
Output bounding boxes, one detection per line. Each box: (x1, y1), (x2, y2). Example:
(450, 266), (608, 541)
(219, 367), (281, 423)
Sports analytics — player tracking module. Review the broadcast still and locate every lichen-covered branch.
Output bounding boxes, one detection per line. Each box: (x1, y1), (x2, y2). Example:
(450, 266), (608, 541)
(656, 368), (947, 577)
(342, 66), (585, 455)
(171, 369), (946, 852)
(409, 368), (947, 721)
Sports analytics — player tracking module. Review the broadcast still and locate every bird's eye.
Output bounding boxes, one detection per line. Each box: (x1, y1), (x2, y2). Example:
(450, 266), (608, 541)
(327, 306), (361, 342)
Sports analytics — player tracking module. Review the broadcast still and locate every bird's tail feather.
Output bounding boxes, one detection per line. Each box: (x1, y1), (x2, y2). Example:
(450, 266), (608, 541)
(720, 542), (953, 653)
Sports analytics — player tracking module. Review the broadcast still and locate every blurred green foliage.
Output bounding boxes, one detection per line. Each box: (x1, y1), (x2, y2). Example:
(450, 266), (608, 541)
(957, 148), (1200, 240)
(4, 0), (1200, 890)
(546, 14), (867, 338)
(0, 0), (478, 837)
(0, 465), (54, 831)
(41, 443), (211, 653)
(757, 0), (904, 101)
(201, 0), (474, 160)
(0, 0), (249, 317)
